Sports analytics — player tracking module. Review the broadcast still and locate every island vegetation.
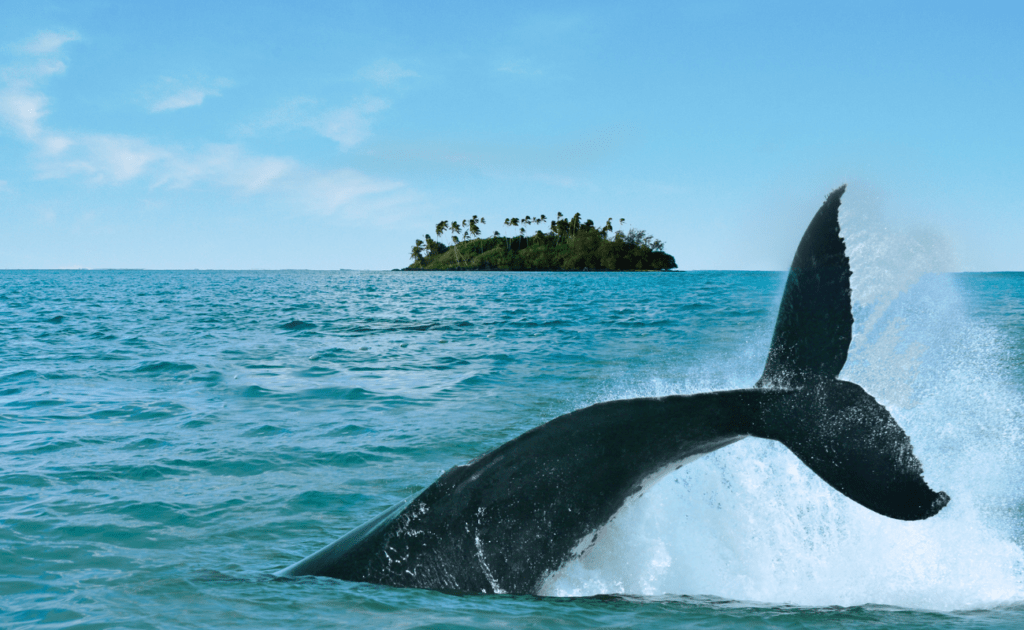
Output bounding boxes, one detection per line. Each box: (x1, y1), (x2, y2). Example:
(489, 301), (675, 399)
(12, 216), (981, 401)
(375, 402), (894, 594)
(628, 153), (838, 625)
(406, 213), (677, 271)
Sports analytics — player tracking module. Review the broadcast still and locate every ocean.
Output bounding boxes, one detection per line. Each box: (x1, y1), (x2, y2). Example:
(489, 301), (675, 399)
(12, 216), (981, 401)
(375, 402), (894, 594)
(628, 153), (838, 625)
(2, 264), (1023, 628)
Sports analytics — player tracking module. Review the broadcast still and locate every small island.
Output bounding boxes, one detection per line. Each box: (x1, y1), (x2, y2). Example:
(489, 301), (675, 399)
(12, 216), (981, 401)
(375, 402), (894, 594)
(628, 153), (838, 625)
(407, 214), (677, 271)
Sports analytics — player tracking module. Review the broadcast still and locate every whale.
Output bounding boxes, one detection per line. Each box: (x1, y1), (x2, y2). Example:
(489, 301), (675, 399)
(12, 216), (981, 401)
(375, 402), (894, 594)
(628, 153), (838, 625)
(275, 186), (950, 594)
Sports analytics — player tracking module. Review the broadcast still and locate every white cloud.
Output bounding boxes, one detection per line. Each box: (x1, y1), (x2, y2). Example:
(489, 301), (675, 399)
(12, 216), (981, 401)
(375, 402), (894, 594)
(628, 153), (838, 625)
(298, 168), (403, 214)
(32, 134), (167, 183)
(359, 60), (417, 85)
(151, 88), (208, 112)
(151, 148), (404, 215)
(18, 31), (80, 55)
(39, 133), (72, 155)
(156, 144), (294, 192)
(27, 127), (400, 211)
(148, 77), (231, 112)
(0, 31), (80, 158)
(1, 31), (404, 216)
(316, 97), (390, 149)
(82, 135), (169, 182)
(0, 90), (49, 139)
(252, 96), (390, 150)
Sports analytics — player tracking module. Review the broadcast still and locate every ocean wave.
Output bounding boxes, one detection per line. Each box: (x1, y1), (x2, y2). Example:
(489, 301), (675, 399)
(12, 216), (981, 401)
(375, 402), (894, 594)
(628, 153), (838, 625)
(131, 361), (197, 374)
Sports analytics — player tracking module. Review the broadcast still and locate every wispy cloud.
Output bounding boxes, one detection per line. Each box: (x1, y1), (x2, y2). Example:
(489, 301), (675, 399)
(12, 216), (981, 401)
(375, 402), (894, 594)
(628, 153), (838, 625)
(148, 77), (231, 112)
(359, 60), (417, 86)
(155, 144), (294, 192)
(297, 168), (403, 214)
(35, 134), (169, 183)
(317, 97), (390, 148)
(240, 60), (408, 150)
(252, 96), (391, 150)
(17, 31), (80, 55)
(0, 89), (50, 139)
(85, 135), (166, 181)
(0, 31), (77, 150)
(153, 149), (402, 214)
(0, 33), (403, 216)
(151, 88), (208, 112)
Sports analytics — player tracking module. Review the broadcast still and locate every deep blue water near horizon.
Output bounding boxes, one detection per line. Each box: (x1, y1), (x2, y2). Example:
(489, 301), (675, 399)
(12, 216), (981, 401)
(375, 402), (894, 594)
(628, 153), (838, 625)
(3, 269), (1024, 629)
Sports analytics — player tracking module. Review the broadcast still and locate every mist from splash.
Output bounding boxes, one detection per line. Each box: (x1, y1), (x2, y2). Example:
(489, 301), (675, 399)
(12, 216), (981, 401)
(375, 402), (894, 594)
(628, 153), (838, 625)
(541, 189), (1024, 610)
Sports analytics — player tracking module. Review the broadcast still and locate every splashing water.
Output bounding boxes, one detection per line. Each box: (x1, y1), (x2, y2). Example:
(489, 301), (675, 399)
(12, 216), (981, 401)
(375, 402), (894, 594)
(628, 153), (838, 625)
(542, 191), (1024, 610)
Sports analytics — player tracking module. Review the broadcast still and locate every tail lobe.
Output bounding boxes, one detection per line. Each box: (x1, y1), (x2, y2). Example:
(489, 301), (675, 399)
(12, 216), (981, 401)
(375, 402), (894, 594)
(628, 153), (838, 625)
(758, 186), (853, 388)
(752, 380), (949, 521)
(751, 185), (948, 520)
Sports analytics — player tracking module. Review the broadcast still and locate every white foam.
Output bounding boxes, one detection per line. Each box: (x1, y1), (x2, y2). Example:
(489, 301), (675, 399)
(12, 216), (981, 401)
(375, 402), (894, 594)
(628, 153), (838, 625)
(540, 189), (1024, 610)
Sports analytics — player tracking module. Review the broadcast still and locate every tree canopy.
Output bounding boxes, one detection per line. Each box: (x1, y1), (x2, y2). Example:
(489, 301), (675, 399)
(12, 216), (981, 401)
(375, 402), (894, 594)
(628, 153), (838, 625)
(407, 213), (677, 271)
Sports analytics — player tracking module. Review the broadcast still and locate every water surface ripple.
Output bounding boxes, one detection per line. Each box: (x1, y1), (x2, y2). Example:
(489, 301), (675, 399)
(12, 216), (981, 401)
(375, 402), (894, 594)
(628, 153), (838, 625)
(2, 270), (1023, 629)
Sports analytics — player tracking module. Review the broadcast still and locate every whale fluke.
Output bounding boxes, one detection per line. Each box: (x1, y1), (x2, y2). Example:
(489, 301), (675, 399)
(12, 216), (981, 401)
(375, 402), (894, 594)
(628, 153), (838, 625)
(276, 186), (949, 594)
(749, 186), (948, 521)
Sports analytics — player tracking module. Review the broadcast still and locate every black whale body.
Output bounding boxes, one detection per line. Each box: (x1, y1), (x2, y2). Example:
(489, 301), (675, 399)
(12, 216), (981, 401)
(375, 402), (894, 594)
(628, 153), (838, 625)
(276, 186), (950, 594)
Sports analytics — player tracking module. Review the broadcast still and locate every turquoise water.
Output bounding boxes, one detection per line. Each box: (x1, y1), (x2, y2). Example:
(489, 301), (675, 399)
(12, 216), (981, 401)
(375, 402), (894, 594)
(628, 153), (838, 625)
(2, 268), (1024, 629)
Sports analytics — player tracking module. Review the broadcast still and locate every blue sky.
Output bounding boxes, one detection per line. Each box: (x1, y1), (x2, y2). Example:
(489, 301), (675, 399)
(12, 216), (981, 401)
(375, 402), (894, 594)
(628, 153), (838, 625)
(1, 1), (1021, 270)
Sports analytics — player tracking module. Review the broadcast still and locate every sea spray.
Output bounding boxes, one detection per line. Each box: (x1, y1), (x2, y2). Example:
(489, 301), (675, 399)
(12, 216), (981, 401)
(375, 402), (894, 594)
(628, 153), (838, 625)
(542, 194), (1024, 610)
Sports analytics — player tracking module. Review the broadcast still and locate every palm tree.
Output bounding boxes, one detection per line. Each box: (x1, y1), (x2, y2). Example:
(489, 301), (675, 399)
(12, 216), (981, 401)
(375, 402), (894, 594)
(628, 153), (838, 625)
(410, 239), (425, 264)
(553, 212), (568, 244)
(450, 233), (461, 267)
(508, 218), (520, 251)
(570, 212), (582, 237)
(464, 218), (482, 258)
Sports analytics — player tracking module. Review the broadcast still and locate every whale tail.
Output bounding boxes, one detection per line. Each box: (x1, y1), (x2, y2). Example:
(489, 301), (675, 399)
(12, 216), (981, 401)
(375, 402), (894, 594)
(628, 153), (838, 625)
(751, 186), (949, 521)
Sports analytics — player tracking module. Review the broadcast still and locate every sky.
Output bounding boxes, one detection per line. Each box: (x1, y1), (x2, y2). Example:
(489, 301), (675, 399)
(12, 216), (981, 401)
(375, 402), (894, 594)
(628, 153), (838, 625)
(1, 1), (1022, 271)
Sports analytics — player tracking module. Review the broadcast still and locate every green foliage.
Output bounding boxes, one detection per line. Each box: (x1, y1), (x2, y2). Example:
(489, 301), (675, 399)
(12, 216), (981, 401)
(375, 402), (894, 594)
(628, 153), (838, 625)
(406, 214), (677, 271)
